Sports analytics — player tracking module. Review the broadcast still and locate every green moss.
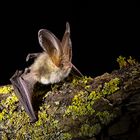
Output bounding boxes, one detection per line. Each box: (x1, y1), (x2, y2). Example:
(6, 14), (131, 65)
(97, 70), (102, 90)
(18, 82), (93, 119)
(72, 76), (93, 87)
(0, 85), (13, 94)
(60, 133), (72, 140)
(117, 56), (128, 68)
(117, 56), (137, 69)
(65, 78), (120, 118)
(2, 93), (18, 107)
(0, 92), (18, 122)
(127, 56), (137, 65)
(0, 87), (66, 139)
(72, 78), (79, 86)
(102, 78), (120, 95)
(62, 77), (120, 138)
(81, 76), (93, 84)
(35, 110), (48, 127)
(79, 123), (101, 137)
(64, 77), (97, 118)
(96, 111), (115, 125)
(0, 109), (9, 121)
(1, 132), (8, 140)
(0, 76), (120, 139)
(32, 114), (60, 139)
(1, 111), (61, 139)
(64, 91), (95, 118)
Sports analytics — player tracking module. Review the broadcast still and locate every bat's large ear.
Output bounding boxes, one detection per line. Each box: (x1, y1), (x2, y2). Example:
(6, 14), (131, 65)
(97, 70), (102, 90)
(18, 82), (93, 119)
(61, 22), (72, 61)
(61, 22), (83, 76)
(38, 29), (62, 66)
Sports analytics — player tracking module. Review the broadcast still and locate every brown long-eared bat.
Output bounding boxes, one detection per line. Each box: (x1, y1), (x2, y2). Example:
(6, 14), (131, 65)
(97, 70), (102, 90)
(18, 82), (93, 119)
(10, 22), (83, 122)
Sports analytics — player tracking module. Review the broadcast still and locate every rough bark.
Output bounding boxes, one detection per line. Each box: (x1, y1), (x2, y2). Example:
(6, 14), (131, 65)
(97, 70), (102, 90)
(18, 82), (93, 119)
(0, 60), (140, 140)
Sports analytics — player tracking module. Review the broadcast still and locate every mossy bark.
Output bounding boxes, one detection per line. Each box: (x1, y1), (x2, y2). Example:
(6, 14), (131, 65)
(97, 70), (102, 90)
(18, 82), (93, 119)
(0, 63), (140, 140)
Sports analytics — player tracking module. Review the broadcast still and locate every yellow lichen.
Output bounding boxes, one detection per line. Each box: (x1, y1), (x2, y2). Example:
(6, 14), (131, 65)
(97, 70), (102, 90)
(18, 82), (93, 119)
(65, 77), (120, 119)
(0, 85), (13, 94)
(96, 111), (115, 125)
(79, 123), (101, 137)
(102, 78), (120, 95)
(3, 93), (18, 107)
(72, 76), (93, 87)
(0, 109), (9, 121)
(61, 133), (72, 140)
(64, 91), (95, 118)
(1, 132), (8, 140)
(0, 75), (121, 139)
(127, 56), (137, 65)
(0, 91), (19, 123)
(117, 56), (137, 69)
(117, 56), (128, 68)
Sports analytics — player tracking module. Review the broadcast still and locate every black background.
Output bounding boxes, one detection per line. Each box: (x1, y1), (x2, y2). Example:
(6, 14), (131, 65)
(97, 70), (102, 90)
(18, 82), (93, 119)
(0, 1), (139, 85)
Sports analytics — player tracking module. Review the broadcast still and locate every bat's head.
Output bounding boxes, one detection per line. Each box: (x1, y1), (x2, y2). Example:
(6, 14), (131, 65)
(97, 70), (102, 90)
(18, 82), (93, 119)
(38, 22), (73, 80)
(35, 22), (83, 85)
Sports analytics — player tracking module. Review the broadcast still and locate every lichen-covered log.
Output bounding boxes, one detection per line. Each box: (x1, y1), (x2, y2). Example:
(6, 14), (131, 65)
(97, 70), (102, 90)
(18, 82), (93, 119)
(0, 56), (140, 140)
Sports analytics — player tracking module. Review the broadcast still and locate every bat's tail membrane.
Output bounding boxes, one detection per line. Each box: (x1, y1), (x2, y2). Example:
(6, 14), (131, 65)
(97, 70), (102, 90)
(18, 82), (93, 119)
(10, 70), (37, 122)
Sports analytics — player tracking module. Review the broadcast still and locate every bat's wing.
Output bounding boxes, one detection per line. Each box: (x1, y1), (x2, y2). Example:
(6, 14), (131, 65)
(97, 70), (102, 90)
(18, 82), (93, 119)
(10, 70), (37, 122)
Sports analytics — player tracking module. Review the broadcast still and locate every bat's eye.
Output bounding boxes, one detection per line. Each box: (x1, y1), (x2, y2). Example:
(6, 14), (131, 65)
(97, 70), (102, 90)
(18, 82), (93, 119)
(24, 68), (31, 74)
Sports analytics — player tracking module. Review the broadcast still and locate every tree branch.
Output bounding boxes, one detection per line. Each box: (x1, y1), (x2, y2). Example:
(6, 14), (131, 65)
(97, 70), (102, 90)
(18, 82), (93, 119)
(0, 58), (140, 140)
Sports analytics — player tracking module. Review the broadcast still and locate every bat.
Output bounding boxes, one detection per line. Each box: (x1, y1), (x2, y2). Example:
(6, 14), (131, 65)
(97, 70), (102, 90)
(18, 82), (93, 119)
(10, 22), (83, 122)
